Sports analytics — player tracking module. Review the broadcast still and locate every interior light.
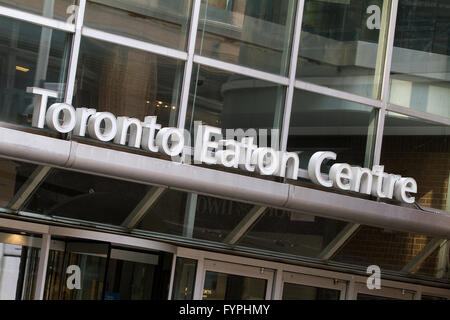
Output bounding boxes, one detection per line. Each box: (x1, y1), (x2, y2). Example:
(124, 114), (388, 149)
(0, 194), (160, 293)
(16, 66), (30, 72)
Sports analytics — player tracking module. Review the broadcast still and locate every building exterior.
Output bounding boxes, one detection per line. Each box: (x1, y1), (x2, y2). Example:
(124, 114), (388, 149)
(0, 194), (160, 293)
(0, 0), (449, 300)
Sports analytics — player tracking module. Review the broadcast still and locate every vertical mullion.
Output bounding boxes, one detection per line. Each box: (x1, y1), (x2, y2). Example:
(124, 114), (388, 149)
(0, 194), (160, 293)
(63, 0), (86, 105)
(177, 0), (202, 131)
(34, 233), (51, 300)
(372, 0), (399, 166)
(167, 253), (177, 300)
(280, 0), (305, 152)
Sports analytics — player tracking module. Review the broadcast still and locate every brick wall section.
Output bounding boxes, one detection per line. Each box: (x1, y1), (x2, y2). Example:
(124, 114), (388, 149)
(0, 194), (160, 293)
(334, 135), (449, 280)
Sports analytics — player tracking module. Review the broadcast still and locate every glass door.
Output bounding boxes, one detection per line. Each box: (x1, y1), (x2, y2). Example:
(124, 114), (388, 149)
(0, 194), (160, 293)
(44, 239), (173, 300)
(0, 230), (42, 300)
(281, 272), (346, 300)
(103, 248), (169, 300)
(354, 283), (414, 300)
(201, 260), (274, 300)
(45, 241), (109, 300)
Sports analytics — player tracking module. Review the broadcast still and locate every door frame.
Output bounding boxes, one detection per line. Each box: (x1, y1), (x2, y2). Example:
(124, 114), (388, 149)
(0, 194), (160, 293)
(281, 271), (347, 300)
(198, 259), (275, 300)
(351, 282), (415, 300)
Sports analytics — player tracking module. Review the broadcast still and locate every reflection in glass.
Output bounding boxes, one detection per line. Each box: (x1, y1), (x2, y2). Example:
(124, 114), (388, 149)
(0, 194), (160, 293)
(297, 0), (389, 98)
(287, 89), (377, 173)
(415, 240), (449, 282)
(105, 249), (171, 300)
(381, 112), (450, 211)
(196, 0), (296, 75)
(44, 240), (172, 300)
(172, 257), (197, 300)
(24, 169), (149, 226)
(0, 158), (38, 209)
(237, 209), (347, 258)
(84, 0), (193, 50)
(187, 64), (285, 144)
(74, 37), (184, 129)
(282, 283), (340, 300)
(0, 0), (76, 22)
(203, 271), (266, 300)
(0, 230), (40, 300)
(57, 242), (108, 300)
(0, 16), (71, 127)
(390, 0), (450, 118)
(333, 226), (435, 274)
(137, 191), (254, 243)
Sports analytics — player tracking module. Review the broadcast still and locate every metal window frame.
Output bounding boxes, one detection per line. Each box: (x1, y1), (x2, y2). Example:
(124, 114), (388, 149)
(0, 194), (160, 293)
(0, 217), (448, 300)
(0, 5), (76, 32)
(281, 271), (347, 300)
(0, 0), (450, 302)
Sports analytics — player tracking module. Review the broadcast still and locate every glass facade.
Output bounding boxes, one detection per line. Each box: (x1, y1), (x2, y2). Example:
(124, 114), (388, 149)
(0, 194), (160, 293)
(196, 0), (296, 75)
(389, 0), (450, 118)
(186, 64), (285, 135)
(0, 230), (41, 300)
(0, 16), (71, 127)
(0, 0), (76, 22)
(296, 0), (389, 99)
(0, 0), (449, 300)
(84, 0), (193, 50)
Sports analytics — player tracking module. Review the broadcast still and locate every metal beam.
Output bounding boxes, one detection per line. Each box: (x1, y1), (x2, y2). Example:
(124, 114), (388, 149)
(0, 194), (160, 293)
(1, 127), (450, 238)
(183, 193), (198, 238)
(7, 165), (52, 211)
(401, 238), (448, 274)
(224, 206), (267, 245)
(317, 223), (360, 261)
(121, 186), (166, 229)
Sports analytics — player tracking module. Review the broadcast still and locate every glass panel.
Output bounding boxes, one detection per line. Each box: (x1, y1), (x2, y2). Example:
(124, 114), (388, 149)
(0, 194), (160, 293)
(57, 242), (108, 300)
(186, 64), (286, 141)
(44, 240), (172, 300)
(74, 37), (184, 130)
(237, 209), (347, 258)
(84, 0), (193, 50)
(282, 282), (340, 300)
(0, 158), (39, 209)
(203, 271), (266, 300)
(196, 0), (296, 75)
(0, 16), (71, 127)
(414, 241), (449, 282)
(297, 0), (389, 99)
(0, 230), (41, 300)
(104, 249), (172, 300)
(333, 225), (439, 276)
(172, 257), (197, 300)
(389, 0), (450, 118)
(24, 168), (149, 226)
(287, 89), (377, 177)
(0, 0), (76, 22)
(381, 112), (450, 211)
(137, 191), (253, 243)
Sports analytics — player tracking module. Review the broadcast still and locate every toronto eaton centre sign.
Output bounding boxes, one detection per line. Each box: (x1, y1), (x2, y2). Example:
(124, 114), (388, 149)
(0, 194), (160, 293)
(27, 87), (418, 204)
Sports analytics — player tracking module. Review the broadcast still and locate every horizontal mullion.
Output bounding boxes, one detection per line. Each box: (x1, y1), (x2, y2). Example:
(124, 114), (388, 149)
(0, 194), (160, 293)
(387, 103), (450, 126)
(81, 27), (188, 61)
(0, 5), (75, 33)
(295, 79), (383, 109)
(193, 55), (290, 86)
